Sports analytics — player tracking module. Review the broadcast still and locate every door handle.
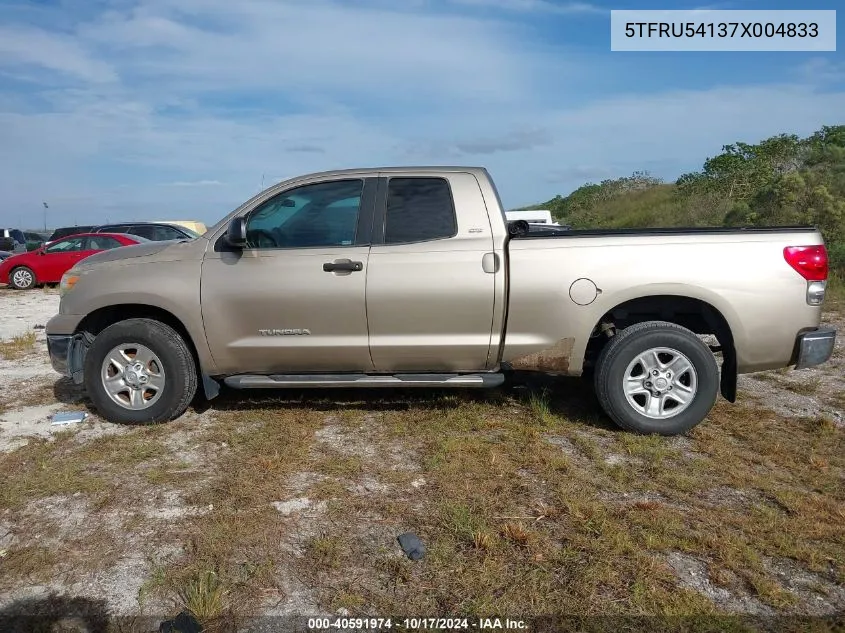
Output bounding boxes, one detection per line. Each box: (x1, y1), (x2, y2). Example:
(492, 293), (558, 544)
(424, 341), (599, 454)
(323, 259), (363, 272)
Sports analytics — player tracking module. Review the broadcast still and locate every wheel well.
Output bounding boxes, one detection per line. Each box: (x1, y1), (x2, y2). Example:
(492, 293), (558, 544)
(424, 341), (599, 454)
(585, 295), (737, 402)
(76, 304), (202, 375)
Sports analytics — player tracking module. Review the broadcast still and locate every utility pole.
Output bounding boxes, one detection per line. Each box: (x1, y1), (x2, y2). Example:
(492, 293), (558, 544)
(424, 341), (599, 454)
(42, 202), (48, 231)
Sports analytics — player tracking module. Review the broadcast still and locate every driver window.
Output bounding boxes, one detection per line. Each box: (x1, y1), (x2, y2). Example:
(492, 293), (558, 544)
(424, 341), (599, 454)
(245, 179), (364, 249)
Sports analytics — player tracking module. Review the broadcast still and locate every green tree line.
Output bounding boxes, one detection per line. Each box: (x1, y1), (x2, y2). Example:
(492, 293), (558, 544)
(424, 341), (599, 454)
(523, 124), (845, 288)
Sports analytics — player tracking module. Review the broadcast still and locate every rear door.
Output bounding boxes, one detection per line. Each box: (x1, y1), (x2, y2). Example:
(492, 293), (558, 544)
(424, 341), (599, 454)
(365, 172), (497, 372)
(84, 235), (124, 254)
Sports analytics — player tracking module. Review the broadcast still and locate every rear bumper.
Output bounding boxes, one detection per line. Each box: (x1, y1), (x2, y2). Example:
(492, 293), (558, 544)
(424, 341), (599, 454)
(794, 327), (837, 370)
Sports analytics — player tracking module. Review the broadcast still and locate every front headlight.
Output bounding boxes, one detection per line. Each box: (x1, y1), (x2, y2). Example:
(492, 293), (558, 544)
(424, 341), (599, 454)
(59, 271), (80, 297)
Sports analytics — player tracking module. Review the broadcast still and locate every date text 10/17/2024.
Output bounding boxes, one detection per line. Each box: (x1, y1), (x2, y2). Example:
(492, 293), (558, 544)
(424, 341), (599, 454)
(307, 617), (527, 630)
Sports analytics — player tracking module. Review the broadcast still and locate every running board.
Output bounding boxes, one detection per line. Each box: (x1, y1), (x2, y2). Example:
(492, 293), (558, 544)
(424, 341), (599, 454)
(223, 373), (505, 389)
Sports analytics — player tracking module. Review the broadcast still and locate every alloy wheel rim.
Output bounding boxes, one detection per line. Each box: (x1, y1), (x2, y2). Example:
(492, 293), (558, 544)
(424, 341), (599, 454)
(622, 347), (698, 419)
(100, 343), (166, 410)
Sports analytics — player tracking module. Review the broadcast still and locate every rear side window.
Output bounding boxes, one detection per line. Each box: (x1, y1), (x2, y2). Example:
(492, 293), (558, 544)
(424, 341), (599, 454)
(86, 236), (122, 250)
(150, 225), (187, 240)
(384, 177), (457, 244)
(127, 225), (182, 240)
(97, 225), (129, 234)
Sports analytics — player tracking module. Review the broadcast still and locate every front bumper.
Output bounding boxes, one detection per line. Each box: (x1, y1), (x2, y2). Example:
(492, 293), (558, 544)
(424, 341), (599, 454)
(47, 334), (72, 376)
(47, 333), (88, 383)
(794, 327), (837, 370)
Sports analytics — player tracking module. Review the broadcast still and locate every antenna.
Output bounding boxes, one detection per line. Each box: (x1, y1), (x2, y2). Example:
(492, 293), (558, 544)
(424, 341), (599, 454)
(261, 173), (265, 191)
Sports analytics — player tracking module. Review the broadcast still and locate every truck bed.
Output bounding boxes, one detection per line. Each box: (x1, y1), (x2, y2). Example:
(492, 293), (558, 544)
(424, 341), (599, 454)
(512, 224), (820, 239)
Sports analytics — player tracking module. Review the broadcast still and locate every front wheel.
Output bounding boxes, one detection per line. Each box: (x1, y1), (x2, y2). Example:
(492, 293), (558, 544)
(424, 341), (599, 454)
(594, 321), (719, 436)
(83, 318), (198, 424)
(10, 266), (37, 289)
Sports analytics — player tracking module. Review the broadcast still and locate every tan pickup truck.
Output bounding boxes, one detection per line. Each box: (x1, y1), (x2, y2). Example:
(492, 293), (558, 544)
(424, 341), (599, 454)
(45, 167), (836, 435)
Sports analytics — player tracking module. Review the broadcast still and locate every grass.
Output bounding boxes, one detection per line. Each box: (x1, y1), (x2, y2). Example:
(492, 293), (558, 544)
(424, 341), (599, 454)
(826, 271), (845, 307)
(0, 378), (842, 624)
(178, 570), (227, 624)
(0, 330), (36, 360)
(282, 387), (845, 617)
(527, 387), (553, 424)
(783, 376), (823, 396)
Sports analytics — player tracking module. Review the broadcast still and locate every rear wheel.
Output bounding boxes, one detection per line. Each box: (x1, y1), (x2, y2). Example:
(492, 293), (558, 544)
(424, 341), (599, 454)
(10, 266), (36, 290)
(83, 318), (198, 424)
(594, 321), (719, 435)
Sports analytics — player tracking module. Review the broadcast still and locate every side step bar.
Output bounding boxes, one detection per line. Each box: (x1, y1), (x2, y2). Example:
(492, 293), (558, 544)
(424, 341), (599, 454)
(223, 373), (505, 389)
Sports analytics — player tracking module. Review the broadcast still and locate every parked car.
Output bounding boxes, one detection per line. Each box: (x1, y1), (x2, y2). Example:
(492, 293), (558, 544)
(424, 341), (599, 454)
(506, 209), (560, 226)
(151, 220), (207, 236)
(0, 233), (147, 290)
(93, 222), (200, 241)
(24, 231), (47, 251)
(0, 228), (26, 253)
(47, 226), (96, 243)
(0, 250), (12, 262)
(46, 167), (836, 433)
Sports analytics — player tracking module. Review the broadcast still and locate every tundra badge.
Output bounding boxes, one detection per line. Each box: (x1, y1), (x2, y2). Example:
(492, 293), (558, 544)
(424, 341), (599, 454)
(258, 329), (312, 336)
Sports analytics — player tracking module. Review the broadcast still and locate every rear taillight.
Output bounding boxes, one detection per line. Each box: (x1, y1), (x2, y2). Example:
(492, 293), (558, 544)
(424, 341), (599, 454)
(783, 245), (828, 281)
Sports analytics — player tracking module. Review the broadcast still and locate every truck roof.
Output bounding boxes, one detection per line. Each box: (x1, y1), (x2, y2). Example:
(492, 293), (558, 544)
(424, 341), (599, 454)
(274, 166), (490, 181)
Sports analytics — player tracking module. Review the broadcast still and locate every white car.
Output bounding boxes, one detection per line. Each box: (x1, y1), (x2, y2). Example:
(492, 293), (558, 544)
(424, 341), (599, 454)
(504, 209), (562, 226)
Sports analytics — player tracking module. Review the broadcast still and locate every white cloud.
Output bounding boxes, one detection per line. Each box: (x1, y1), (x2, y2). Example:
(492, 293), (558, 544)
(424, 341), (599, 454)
(72, 0), (552, 105)
(0, 0), (842, 226)
(796, 57), (845, 84)
(0, 26), (116, 83)
(447, 0), (604, 14)
(165, 180), (224, 187)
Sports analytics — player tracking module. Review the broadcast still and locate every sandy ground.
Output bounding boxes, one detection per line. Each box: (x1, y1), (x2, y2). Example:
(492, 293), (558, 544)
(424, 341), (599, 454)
(0, 286), (843, 623)
(0, 289), (132, 453)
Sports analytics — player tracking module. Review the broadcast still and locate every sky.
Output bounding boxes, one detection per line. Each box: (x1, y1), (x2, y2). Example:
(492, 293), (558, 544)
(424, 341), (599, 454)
(0, 0), (843, 229)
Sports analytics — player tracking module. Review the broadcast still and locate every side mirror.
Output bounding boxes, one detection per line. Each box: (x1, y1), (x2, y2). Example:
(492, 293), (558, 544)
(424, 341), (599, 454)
(225, 217), (248, 248)
(507, 219), (530, 238)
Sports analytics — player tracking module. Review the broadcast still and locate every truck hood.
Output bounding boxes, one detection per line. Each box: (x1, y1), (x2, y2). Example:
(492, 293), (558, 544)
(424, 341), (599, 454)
(79, 241), (175, 266)
(77, 238), (206, 269)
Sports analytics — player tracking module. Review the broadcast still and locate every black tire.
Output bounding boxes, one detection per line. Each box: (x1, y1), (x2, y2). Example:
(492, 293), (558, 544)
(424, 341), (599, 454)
(594, 321), (719, 436)
(9, 266), (37, 290)
(83, 318), (198, 424)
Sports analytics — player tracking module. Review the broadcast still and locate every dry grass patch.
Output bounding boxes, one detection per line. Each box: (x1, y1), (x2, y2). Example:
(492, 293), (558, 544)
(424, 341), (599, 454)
(0, 330), (37, 360)
(0, 415), (222, 601)
(143, 401), (326, 617)
(1, 373), (843, 621)
(272, 383), (845, 617)
(783, 376), (823, 396)
(178, 570), (228, 625)
(0, 545), (58, 582)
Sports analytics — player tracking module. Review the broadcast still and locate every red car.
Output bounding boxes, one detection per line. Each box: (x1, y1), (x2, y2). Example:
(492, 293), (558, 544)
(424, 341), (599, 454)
(0, 232), (147, 290)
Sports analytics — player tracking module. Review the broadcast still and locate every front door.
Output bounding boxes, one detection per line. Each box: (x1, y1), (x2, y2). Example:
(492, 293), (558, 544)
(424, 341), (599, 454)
(39, 236), (96, 282)
(200, 177), (377, 375)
